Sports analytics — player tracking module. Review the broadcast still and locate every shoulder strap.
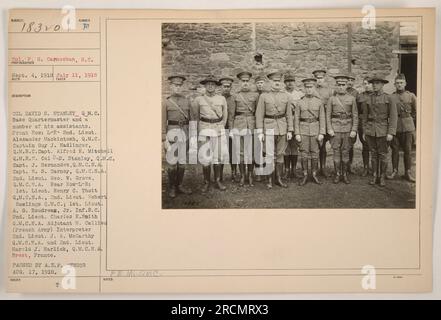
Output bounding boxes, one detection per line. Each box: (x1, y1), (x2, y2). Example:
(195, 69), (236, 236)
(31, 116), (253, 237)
(334, 95), (350, 115)
(334, 95), (343, 107)
(238, 93), (253, 112)
(202, 95), (222, 119)
(168, 97), (189, 120)
(305, 98), (319, 119)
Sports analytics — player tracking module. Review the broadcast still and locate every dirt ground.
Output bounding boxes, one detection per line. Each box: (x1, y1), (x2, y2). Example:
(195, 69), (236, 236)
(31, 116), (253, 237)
(162, 147), (416, 209)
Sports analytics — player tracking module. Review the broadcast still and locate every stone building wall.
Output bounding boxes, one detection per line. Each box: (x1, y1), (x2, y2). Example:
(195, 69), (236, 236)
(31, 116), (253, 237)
(162, 22), (400, 96)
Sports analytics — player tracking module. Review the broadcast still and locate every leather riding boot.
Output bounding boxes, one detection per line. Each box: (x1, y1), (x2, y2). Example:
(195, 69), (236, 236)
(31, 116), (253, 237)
(266, 163), (274, 189)
(247, 164), (254, 187)
(299, 158), (308, 186)
(404, 170), (416, 182)
(362, 150), (370, 176)
(214, 164), (226, 191)
(283, 156), (290, 179)
(266, 174), (273, 189)
(291, 155), (298, 179)
(319, 150), (324, 176)
(379, 161), (387, 187)
(176, 167), (192, 194)
(254, 165), (262, 182)
(333, 161), (341, 184)
(201, 166), (211, 194)
(239, 163), (245, 186)
(403, 154), (415, 182)
(311, 159), (322, 185)
(361, 165), (369, 177)
(386, 167), (398, 180)
(275, 163), (288, 188)
(369, 159), (378, 185)
(231, 164), (237, 182)
(167, 168), (177, 198)
(348, 148), (354, 174)
(347, 161), (353, 175)
(342, 161), (350, 184)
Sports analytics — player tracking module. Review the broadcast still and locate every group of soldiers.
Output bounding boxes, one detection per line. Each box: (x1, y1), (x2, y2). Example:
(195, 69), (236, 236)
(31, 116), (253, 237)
(162, 68), (416, 199)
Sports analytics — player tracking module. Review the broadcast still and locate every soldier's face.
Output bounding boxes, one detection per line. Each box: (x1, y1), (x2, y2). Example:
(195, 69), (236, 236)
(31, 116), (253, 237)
(205, 82), (216, 94)
(336, 82), (347, 94)
(395, 79), (406, 91)
(315, 76), (325, 85)
(170, 83), (183, 94)
(363, 80), (372, 92)
(304, 84), (315, 95)
(256, 80), (264, 91)
(270, 78), (282, 90)
(285, 80), (295, 90)
(221, 83), (232, 95)
(372, 81), (384, 92)
(347, 78), (354, 87)
(240, 78), (250, 90)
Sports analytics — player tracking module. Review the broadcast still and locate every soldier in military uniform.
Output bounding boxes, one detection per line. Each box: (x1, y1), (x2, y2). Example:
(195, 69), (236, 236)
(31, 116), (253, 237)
(386, 73), (416, 182)
(346, 73), (359, 174)
(219, 76), (236, 182)
(162, 75), (194, 198)
(254, 74), (267, 182)
(356, 77), (373, 176)
(361, 75), (398, 187)
(228, 71), (260, 187)
(346, 74), (359, 97)
(255, 74), (267, 95)
(326, 75), (358, 184)
(283, 71), (304, 180)
(295, 78), (326, 186)
(312, 69), (333, 177)
(256, 71), (294, 189)
(192, 75), (229, 193)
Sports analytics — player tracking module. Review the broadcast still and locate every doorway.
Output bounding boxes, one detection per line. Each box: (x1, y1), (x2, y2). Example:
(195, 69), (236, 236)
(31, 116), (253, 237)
(399, 53), (417, 95)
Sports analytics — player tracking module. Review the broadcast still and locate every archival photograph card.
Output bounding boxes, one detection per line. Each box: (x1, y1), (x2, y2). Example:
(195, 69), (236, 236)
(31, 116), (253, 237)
(6, 8), (435, 293)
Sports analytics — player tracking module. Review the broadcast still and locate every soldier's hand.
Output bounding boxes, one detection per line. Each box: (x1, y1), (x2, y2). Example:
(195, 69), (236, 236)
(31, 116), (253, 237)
(258, 133), (265, 142)
(318, 134), (324, 142)
(229, 131), (234, 138)
(386, 134), (393, 142)
(295, 135), (302, 143)
(287, 132), (293, 141)
(328, 129), (335, 137)
(350, 130), (357, 139)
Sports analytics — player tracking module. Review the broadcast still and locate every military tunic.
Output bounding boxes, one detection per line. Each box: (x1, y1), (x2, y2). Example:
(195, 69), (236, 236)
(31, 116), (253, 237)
(356, 91), (372, 159)
(256, 90), (294, 164)
(228, 90), (259, 163)
(192, 94), (229, 165)
(361, 90), (398, 162)
(326, 93), (358, 162)
(389, 90), (417, 172)
(314, 83), (333, 151)
(285, 89), (304, 156)
(162, 94), (194, 167)
(392, 90), (416, 133)
(294, 95), (326, 160)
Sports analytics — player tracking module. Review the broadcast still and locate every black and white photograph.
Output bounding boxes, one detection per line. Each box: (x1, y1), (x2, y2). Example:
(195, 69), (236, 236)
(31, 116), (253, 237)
(161, 21), (418, 209)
